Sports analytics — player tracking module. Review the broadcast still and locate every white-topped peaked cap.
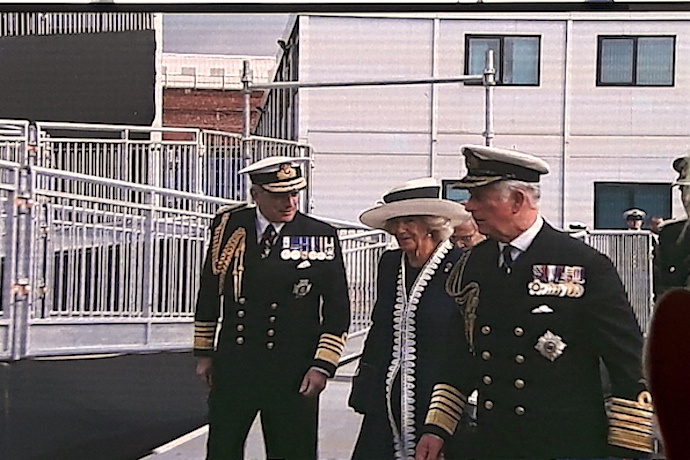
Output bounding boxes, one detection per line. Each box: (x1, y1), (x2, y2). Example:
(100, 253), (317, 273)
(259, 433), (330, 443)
(453, 144), (550, 189)
(238, 156), (310, 193)
(673, 156), (690, 186)
(623, 208), (646, 221)
(359, 177), (469, 231)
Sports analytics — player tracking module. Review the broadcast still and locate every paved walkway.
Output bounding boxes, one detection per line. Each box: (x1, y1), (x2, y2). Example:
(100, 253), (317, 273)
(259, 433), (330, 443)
(141, 369), (362, 460)
(141, 341), (366, 460)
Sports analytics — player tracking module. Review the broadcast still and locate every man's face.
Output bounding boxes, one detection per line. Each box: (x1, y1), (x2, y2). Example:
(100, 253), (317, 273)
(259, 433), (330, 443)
(253, 188), (299, 223)
(453, 220), (484, 249)
(650, 217), (664, 235)
(463, 183), (515, 242)
(626, 218), (643, 230)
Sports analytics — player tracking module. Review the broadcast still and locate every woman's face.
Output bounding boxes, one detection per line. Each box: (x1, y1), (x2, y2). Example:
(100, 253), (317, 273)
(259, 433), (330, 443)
(387, 216), (429, 253)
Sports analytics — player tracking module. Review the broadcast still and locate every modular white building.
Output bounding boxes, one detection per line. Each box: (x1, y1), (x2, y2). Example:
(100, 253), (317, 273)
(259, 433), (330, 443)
(255, 11), (690, 229)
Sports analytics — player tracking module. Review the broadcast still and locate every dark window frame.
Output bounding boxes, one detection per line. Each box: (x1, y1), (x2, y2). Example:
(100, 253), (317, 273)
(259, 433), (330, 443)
(464, 34), (542, 86)
(596, 35), (676, 87)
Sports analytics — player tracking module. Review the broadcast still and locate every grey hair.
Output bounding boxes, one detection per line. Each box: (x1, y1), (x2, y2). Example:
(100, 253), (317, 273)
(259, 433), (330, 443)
(383, 215), (454, 242)
(494, 180), (541, 209)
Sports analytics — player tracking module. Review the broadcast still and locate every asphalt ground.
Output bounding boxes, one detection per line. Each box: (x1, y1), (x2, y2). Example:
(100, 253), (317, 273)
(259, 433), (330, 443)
(140, 361), (362, 460)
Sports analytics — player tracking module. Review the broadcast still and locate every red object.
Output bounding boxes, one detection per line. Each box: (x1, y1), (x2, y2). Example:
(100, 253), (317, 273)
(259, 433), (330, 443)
(647, 289), (690, 459)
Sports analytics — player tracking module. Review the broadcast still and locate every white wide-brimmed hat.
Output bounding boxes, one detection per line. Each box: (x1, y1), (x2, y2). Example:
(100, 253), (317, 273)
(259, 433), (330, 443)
(359, 178), (469, 231)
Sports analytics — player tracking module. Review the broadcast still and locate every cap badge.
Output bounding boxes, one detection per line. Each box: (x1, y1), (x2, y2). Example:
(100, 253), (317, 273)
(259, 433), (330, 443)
(535, 330), (567, 361)
(276, 164), (297, 180)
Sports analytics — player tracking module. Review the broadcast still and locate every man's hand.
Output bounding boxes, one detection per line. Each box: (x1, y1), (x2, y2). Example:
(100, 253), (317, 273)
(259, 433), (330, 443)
(415, 433), (445, 460)
(299, 368), (328, 398)
(195, 357), (213, 389)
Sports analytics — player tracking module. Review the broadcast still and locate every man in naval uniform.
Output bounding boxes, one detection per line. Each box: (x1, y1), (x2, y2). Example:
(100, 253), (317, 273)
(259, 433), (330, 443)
(415, 145), (654, 460)
(193, 156), (351, 460)
(624, 208), (646, 230)
(654, 155), (690, 299)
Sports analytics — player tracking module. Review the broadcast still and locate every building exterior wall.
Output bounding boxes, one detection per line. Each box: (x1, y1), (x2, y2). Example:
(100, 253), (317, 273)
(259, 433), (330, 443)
(163, 88), (265, 135)
(161, 53), (277, 138)
(259, 13), (690, 227)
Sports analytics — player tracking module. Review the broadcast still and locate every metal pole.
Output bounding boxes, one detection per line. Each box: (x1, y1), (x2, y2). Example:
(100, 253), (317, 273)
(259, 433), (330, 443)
(241, 60), (251, 139)
(483, 50), (496, 147)
(241, 60), (252, 202)
(249, 75), (484, 91)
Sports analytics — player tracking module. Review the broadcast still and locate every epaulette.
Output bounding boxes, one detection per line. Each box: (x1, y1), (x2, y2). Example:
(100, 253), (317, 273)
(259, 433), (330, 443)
(215, 202), (252, 216)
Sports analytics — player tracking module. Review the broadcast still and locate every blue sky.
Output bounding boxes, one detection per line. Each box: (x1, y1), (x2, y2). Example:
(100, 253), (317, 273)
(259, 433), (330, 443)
(163, 14), (292, 56)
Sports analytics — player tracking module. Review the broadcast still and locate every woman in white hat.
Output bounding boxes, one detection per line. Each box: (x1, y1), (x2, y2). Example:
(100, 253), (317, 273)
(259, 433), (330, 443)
(348, 178), (473, 460)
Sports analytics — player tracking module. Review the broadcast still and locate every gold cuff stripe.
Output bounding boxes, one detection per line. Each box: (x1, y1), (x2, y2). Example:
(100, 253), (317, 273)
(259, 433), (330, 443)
(608, 396), (654, 412)
(432, 384), (466, 401)
(314, 347), (341, 366)
(318, 343), (344, 355)
(320, 333), (347, 345)
(425, 408), (460, 436)
(432, 390), (465, 409)
(318, 338), (345, 352)
(429, 400), (462, 417)
(609, 427), (654, 453)
(607, 404), (654, 419)
(431, 383), (467, 406)
(194, 337), (214, 349)
(608, 410), (654, 428)
(609, 418), (654, 435)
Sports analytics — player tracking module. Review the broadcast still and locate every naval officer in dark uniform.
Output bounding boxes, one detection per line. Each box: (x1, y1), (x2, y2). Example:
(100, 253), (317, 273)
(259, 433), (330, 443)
(193, 156), (351, 460)
(416, 145), (654, 460)
(654, 155), (690, 299)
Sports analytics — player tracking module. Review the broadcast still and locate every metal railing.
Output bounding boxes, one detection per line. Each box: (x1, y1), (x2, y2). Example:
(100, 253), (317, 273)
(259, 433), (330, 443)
(0, 119), (382, 360)
(337, 228), (390, 336)
(580, 230), (655, 333)
(0, 12), (154, 37)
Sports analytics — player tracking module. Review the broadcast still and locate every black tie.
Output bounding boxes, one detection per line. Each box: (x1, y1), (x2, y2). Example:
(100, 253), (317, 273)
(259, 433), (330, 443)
(260, 225), (277, 259)
(502, 245), (515, 273)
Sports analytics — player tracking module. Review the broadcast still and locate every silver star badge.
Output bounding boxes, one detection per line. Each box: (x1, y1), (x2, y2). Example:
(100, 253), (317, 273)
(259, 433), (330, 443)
(534, 330), (567, 362)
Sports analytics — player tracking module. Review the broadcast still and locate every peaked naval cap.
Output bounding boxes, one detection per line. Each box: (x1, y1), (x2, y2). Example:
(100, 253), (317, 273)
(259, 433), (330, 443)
(453, 144), (550, 189)
(238, 156), (309, 193)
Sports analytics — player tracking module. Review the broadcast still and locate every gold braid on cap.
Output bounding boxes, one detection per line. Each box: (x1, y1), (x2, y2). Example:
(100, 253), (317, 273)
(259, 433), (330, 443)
(211, 213), (247, 299)
(446, 249), (480, 354)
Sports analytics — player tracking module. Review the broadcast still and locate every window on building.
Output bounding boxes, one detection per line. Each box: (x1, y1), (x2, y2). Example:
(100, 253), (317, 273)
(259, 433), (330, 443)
(442, 180), (470, 203)
(465, 35), (540, 85)
(594, 182), (672, 229)
(180, 66), (196, 76)
(597, 36), (675, 86)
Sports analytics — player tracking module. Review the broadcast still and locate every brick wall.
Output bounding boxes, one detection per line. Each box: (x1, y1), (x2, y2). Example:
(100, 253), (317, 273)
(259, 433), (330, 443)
(163, 88), (265, 139)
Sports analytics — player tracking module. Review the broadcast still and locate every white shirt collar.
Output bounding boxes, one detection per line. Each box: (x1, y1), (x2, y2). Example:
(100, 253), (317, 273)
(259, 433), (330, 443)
(255, 208), (286, 242)
(498, 215), (544, 264)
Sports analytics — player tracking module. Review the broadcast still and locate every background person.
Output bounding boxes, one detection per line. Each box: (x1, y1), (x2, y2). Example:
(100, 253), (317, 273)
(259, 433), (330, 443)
(416, 145), (653, 460)
(654, 155), (690, 298)
(649, 216), (665, 236)
(193, 156), (351, 460)
(624, 208), (646, 230)
(451, 210), (487, 250)
(349, 178), (470, 460)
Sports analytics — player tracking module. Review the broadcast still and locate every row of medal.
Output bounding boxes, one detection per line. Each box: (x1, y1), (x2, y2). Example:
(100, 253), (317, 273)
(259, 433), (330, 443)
(280, 236), (336, 261)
